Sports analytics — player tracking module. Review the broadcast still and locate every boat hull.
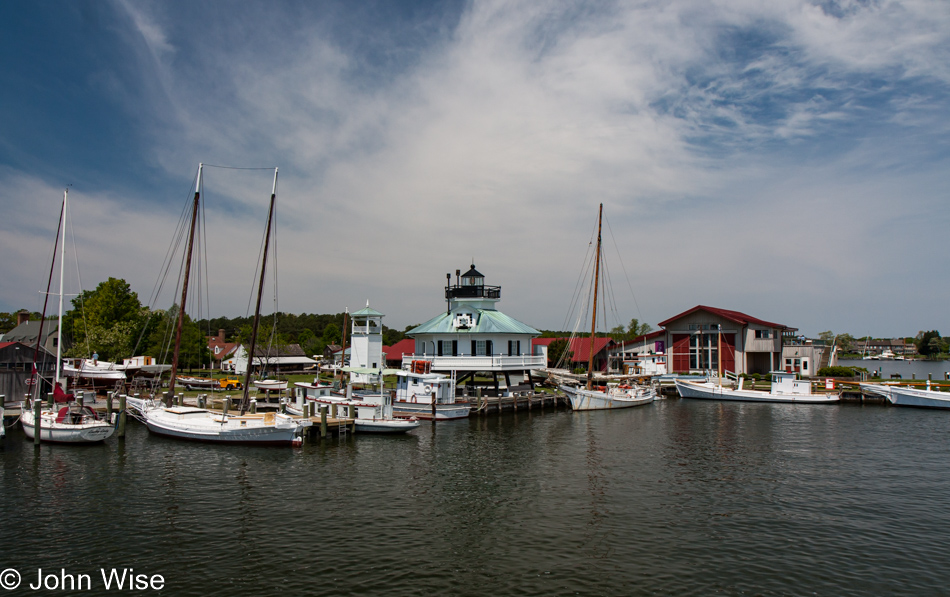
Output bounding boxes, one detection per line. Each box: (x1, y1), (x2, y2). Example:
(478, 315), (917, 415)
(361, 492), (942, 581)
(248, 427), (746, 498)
(560, 385), (655, 411)
(393, 401), (471, 420)
(859, 384), (950, 409)
(675, 380), (839, 403)
(354, 419), (421, 434)
(131, 403), (309, 445)
(20, 409), (115, 443)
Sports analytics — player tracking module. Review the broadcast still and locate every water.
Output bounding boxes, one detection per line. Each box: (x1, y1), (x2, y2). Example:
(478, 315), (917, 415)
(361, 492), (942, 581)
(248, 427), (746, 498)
(2, 401), (950, 596)
(839, 358), (950, 380)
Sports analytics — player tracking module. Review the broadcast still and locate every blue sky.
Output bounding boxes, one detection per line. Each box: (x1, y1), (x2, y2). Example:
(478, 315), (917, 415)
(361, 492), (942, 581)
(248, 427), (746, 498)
(1, 0), (948, 338)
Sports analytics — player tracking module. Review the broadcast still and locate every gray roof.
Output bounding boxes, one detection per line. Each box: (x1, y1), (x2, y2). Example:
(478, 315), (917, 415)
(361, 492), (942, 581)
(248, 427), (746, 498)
(408, 308), (539, 336)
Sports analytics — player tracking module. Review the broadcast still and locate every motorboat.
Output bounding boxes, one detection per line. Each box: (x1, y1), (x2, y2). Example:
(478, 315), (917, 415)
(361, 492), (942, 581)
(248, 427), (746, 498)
(675, 371), (840, 403)
(859, 382), (950, 409)
(392, 365), (470, 420)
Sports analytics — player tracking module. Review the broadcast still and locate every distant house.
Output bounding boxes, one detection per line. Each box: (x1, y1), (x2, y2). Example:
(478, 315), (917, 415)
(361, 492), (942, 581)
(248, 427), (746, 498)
(532, 336), (616, 372)
(230, 343), (318, 375)
(206, 329), (238, 369)
(383, 338), (416, 368)
(1, 311), (67, 356)
(0, 341), (57, 404)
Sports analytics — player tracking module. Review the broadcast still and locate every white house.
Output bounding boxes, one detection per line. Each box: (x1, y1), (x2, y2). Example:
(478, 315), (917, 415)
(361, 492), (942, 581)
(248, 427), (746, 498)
(404, 264), (544, 395)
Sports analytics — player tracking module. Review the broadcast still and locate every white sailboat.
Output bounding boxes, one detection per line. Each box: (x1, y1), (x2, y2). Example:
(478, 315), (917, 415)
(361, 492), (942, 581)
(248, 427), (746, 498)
(558, 204), (656, 411)
(21, 189), (116, 444)
(126, 165), (310, 445)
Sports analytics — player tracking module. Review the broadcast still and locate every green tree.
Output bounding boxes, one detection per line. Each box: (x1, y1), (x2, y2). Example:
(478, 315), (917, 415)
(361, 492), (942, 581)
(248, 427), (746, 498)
(547, 338), (573, 367)
(143, 306), (211, 370)
(322, 323), (341, 345)
(916, 330), (942, 358)
(63, 278), (145, 361)
(627, 318), (652, 338)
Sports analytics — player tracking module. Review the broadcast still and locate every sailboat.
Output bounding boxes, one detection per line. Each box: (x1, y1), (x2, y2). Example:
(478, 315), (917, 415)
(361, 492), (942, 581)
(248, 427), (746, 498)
(558, 204), (656, 411)
(20, 189), (116, 443)
(125, 165), (310, 445)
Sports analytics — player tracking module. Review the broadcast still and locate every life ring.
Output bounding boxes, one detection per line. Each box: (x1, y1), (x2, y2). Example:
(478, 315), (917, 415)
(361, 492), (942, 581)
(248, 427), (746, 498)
(423, 385), (432, 394)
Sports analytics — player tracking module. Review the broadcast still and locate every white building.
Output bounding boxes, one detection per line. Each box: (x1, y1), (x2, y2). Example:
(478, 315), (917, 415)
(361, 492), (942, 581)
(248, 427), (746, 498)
(404, 264), (545, 395)
(348, 303), (385, 384)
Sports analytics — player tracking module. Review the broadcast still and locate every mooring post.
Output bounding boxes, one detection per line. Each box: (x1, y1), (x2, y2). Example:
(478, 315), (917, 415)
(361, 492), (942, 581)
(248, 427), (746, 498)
(223, 396), (230, 415)
(320, 405), (328, 438)
(34, 399), (42, 445)
(250, 399), (257, 414)
(118, 394), (127, 439)
(431, 391), (437, 423)
(476, 387), (482, 415)
(107, 393), (114, 418)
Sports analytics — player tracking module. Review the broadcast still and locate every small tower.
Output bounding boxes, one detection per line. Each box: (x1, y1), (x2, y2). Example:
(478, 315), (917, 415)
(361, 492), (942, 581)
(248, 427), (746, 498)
(349, 301), (384, 384)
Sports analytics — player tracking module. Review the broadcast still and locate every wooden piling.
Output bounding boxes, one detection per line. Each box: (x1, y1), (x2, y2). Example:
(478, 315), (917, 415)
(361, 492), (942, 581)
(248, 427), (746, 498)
(320, 405), (328, 438)
(118, 394), (127, 439)
(34, 399), (41, 445)
(431, 391), (436, 423)
(107, 393), (114, 418)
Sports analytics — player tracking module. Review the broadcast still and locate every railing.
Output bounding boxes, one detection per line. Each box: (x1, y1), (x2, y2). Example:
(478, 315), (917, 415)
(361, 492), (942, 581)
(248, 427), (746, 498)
(445, 285), (501, 300)
(402, 354), (545, 371)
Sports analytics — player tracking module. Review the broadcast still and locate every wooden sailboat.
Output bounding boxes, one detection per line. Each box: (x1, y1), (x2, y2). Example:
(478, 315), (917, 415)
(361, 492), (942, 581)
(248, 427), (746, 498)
(125, 165), (310, 445)
(558, 204), (656, 411)
(21, 189), (116, 443)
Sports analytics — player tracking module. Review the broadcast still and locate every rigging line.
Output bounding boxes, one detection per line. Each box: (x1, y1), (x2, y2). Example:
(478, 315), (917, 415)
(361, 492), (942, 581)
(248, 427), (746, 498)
(199, 187), (214, 371)
(604, 216), (644, 324)
(144, 169), (199, 309)
(65, 204), (93, 359)
(560, 225), (598, 334)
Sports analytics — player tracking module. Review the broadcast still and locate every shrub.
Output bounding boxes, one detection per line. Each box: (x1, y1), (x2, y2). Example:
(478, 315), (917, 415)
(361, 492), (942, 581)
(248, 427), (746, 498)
(817, 366), (857, 377)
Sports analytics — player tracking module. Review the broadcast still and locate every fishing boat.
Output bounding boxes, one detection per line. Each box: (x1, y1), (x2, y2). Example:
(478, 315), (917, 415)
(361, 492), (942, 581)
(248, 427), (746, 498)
(127, 165), (309, 445)
(675, 371), (840, 403)
(20, 189), (116, 444)
(392, 363), (471, 420)
(557, 204), (656, 411)
(859, 382), (950, 409)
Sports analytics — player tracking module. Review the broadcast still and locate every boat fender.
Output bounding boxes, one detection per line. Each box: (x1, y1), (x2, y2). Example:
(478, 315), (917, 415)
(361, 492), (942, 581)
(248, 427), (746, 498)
(619, 384), (631, 390)
(410, 394), (417, 403)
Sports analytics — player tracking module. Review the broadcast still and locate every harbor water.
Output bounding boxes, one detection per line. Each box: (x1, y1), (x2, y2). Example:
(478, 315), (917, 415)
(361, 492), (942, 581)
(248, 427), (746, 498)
(838, 358), (950, 380)
(2, 399), (949, 596)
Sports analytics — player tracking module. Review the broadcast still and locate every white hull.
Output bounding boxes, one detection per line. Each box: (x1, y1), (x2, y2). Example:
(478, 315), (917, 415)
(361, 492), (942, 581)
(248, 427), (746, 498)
(560, 385), (655, 411)
(63, 362), (126, 381)
(20, 406), (115, 443)
(254, 380), (288, 391)
(126, 398), (309, 445)
(859, 383), (950, 409)
(393, 401), (471, 420)
(354, 418), (421, 434)
(675, 380), (839, 403)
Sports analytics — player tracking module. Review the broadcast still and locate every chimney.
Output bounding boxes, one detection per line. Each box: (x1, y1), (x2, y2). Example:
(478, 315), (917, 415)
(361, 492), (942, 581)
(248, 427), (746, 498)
(17, 310), (29, 326)
(218, 329), (226, 342)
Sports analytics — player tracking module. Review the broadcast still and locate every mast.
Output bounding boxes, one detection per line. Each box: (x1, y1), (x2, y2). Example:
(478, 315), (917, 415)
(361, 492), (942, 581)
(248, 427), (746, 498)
(338, 308), (349, 387)
(166, 164), (202, 406)
(586, 203), (603, 391)
(240, 168), (278, 414)
(55, 189), (67, 386)
(29, 194), (66, 405)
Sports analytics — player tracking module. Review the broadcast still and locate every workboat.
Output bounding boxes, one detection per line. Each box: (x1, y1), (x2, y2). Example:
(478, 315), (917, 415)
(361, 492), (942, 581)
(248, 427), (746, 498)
(859, 382), (950, 409)
(126, 165), (310, 446)
(675, 371), (840, 403)
(392, 363), (470, 420)
(286, 382), (420, 434)
(21, 189), (116, 444)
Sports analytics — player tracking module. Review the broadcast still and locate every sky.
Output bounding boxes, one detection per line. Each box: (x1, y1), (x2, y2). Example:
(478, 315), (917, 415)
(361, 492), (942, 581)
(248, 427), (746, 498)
(1, 0), (948, 339)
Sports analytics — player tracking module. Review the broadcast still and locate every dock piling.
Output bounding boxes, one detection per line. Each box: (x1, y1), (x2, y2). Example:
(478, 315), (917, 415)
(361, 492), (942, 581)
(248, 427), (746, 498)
(320, 406), (328, 438)
(117, 394), (127, 439)
(34, 399), (41, 445)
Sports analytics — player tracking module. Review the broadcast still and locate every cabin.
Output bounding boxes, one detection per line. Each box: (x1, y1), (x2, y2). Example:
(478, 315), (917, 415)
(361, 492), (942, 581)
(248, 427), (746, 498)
(206, 329), (239, 369)
(404, 264), (544, 395)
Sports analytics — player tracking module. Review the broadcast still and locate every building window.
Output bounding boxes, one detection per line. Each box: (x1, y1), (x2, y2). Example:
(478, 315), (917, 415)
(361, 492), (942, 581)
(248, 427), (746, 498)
(475, 340), (487, 356)
(755, 330), (772, 339)
(689, 334), (718, 370)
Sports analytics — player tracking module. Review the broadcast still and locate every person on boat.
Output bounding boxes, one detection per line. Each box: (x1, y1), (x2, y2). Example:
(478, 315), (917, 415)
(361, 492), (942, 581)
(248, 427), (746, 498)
(53, 382), (74, 403)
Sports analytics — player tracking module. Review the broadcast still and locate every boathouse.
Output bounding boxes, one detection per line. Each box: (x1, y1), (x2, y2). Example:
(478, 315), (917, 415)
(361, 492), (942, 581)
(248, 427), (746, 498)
(650, 306), (787, 376)
(533, 336), (615, 373)
(405, 264), (544, 395)
(0, 341), (57, 403)
(1, 311), (67, 356)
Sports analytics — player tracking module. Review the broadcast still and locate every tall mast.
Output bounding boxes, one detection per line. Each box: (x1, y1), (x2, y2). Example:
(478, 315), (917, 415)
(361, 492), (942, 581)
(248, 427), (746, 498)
(586, 203), (603, 391)
(166, 164), (202, 405)
(338, 307), (349, 387)
(30, 196), (66, 404)
(55, 189), (67, 385)
(240, 168), (278, 414)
